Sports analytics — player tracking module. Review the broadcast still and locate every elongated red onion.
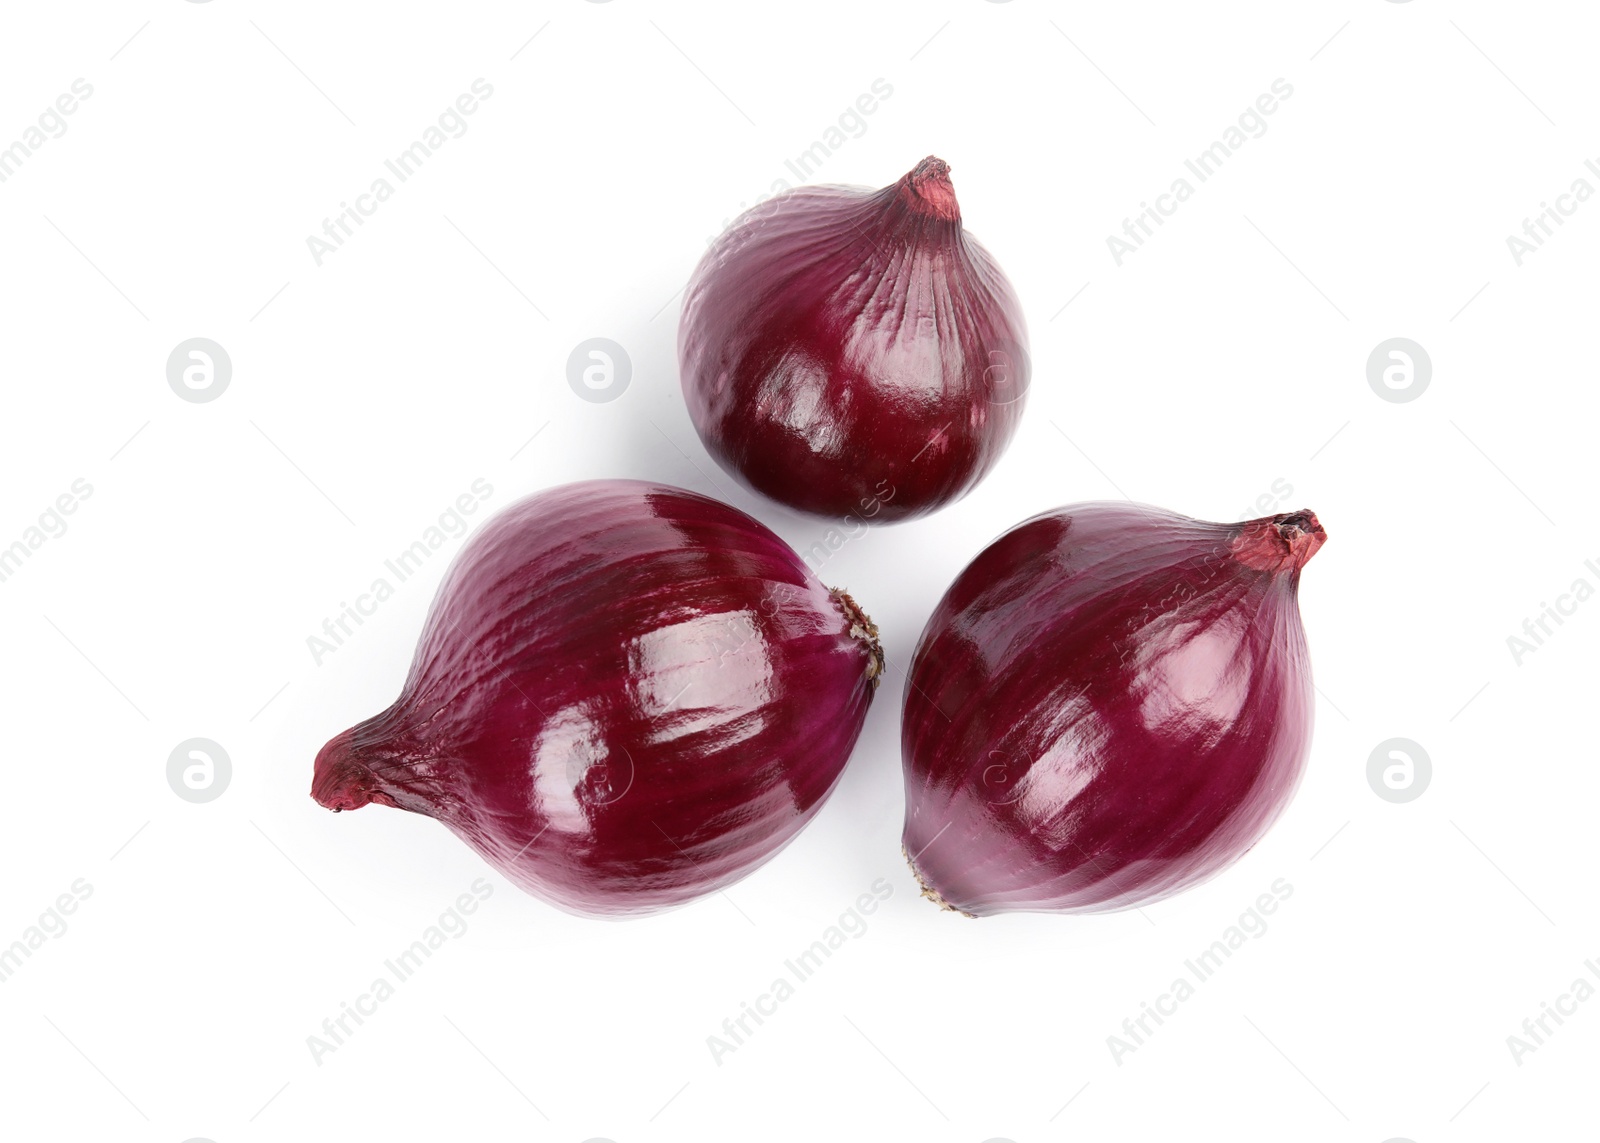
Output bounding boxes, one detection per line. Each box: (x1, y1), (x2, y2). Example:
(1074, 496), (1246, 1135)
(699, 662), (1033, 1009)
(901, 503), (1326, 916)
(679, 156), (1029, 522)
(313, 480), (883, 918)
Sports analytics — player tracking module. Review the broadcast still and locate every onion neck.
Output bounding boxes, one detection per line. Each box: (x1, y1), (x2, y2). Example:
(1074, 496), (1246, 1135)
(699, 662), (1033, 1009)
(312, 716), (444, 814)
(311, 728), (385, 811)
(897, 156), (960, 223)
(1230, 510), (1326, 575)
(867, 156), (964, 245)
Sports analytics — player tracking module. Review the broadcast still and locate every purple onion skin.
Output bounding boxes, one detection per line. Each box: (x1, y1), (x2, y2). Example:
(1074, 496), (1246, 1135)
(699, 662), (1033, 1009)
(902, 503), (1326, 917)
(679, 156), (1029, 523)
(313, 480), (882, 919)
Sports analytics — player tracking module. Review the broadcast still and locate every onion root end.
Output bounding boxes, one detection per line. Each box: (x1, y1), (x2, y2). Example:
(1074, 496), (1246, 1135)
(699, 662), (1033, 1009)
(903, 844), (977, 918)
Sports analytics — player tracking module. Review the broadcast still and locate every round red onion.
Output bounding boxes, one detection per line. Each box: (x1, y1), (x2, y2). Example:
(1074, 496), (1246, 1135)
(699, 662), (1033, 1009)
(901, 503), (1327, 916)
(679, 156), (1029, 523)
(313, 480), (883, 918)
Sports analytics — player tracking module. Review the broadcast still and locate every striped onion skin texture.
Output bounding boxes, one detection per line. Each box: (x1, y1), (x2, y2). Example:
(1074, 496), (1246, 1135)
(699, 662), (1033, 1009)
(902, 502), (1326, 917)
(313, 480), (882, 918)
(678, 156), (1029, 523)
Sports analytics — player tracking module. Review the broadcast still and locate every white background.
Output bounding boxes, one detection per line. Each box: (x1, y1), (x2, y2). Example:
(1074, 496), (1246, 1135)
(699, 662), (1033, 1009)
(1, 2), (1595, 1140)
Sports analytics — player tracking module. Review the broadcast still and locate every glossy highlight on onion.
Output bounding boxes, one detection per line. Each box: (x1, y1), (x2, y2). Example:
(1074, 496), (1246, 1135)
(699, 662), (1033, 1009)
(679, 156), (1030, 523)
(901, 502), (1326, 917)
(313, 480), (883, 918)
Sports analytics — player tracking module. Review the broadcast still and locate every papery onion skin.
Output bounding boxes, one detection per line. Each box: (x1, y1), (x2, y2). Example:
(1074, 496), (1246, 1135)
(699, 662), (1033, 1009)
(679, 156), (1029, 523)
(901, 503), (1326, 917)
(313, 480), (883, 919)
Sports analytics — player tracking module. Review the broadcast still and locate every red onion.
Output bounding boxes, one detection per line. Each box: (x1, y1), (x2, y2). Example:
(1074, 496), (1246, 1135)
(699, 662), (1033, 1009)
(678, 156), (1029, 523)
(901, 503), (1326, 916)
(312, 480), (883, 918)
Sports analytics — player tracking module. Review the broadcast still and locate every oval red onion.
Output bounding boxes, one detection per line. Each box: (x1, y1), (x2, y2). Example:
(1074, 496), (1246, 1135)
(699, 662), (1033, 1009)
(679, 156), (1029, 523)
(312, 480), (883, 918)
(901, 502), (1326, 916)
